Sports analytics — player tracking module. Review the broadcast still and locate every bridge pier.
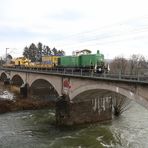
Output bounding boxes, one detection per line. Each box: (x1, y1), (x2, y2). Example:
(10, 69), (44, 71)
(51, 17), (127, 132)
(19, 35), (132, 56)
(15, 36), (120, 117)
(56, 95), (112, 125)
(20, 83), (29, 97)
(4, 78), (11, 85)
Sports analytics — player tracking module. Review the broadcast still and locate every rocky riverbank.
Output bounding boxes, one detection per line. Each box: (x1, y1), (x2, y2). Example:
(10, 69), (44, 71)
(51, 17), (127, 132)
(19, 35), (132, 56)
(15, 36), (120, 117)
(0, 98), (55, 113)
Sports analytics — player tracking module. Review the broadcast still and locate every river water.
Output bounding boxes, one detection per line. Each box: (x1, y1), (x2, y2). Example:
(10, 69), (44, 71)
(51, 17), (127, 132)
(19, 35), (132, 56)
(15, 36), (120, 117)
(0, 83), (148, 148)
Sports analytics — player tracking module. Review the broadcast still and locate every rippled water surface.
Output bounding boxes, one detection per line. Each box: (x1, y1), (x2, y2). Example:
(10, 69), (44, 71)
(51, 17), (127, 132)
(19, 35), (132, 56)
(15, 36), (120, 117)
(0, 83), (148, 148)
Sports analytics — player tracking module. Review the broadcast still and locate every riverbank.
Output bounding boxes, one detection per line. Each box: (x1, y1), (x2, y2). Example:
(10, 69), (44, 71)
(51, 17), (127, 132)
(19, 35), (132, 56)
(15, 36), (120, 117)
(0, 98), (55, 113)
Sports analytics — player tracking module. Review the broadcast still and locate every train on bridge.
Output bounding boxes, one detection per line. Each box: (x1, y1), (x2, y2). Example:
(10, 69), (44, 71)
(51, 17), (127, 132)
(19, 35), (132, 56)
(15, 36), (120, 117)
(3, 50), (109, 73)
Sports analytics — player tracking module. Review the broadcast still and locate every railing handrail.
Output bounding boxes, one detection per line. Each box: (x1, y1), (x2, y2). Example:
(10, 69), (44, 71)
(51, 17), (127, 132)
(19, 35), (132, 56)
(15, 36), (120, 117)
(0, 67), (148, 84)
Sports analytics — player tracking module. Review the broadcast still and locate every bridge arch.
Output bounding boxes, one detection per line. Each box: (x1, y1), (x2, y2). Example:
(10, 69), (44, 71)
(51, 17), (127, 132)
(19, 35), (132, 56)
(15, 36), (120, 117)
(11, 74), (24, 86)
(70, 84), (148, 108)
(30, 78), (60, 98)
(0, 72), (8, 81)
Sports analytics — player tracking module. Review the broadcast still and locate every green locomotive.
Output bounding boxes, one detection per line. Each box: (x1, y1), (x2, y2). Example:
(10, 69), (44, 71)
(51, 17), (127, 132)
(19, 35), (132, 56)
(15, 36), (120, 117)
(59, 50), (107, 73)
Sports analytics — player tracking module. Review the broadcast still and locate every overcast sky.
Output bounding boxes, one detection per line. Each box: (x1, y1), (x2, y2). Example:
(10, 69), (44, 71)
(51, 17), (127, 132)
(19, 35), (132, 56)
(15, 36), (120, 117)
(0, 0), (148, 59)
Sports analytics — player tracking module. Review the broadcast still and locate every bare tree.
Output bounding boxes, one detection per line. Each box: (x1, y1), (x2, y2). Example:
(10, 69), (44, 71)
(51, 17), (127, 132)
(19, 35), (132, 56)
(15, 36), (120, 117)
(109, 54), (147, 75)
(128, 54), (147, 75)
(112, 93), (131, 116)
(109, 56), (128, 74)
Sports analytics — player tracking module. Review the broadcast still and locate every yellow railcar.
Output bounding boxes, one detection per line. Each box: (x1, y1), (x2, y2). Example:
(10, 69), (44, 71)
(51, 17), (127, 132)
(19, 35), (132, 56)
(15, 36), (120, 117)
(14, 57), (31, 67)
(42, 55), (59, 66)
(3, 56), (59, 69)
(3, 57), (31, 68)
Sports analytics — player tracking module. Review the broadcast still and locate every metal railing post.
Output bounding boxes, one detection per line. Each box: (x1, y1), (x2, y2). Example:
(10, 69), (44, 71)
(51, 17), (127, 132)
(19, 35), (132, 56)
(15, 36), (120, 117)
(72, 68), (73, 75)
(137, 72), (139, 81)
(91, 69), (93, 77)
(103, 72), (106, 78)
(119, 71), (121, 79)
(64, 68), (65, 74)
(81, 69), (82, 76)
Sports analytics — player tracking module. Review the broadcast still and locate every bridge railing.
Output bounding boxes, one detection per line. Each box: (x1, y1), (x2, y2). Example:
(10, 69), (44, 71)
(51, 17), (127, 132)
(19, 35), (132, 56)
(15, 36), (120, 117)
(1, 66), (148, 83)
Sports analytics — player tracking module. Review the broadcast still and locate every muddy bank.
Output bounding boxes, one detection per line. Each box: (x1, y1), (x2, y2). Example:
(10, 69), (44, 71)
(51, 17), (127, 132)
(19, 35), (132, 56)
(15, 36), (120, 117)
(0, 98), (56, 113)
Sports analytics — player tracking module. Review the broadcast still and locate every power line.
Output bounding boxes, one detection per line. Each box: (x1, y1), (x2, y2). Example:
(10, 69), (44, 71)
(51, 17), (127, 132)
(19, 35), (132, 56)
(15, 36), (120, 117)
(54, 15), (148, 43)
(48, 15), (148, 51)
(55, 26), (148, 49)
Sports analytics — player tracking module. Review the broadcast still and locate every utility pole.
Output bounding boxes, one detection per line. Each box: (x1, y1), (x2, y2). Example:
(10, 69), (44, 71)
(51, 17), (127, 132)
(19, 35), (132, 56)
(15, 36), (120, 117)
(0, 57), (2, 66)
(6, 48), (9, 63)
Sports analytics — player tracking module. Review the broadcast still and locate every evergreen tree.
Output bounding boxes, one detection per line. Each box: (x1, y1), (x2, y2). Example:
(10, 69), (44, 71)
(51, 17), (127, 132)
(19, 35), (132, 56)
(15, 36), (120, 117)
(23, 43), (37, 62)
(37, 42), (43, 62)
(23, 42), (65, 62)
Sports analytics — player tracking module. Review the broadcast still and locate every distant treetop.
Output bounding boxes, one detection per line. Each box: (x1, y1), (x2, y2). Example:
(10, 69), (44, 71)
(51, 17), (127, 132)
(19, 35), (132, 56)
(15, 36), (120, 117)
(23, 42), (65, 62)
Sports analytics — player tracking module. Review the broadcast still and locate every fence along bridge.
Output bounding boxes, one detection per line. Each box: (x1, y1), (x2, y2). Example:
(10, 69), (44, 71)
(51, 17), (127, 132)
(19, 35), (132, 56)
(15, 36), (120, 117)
(0, 67), (148, 125)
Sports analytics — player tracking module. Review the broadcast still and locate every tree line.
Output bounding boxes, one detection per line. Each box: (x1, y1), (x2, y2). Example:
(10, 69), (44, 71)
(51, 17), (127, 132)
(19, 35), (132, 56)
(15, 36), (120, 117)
(109, 54), (148, 75)
(23, 42), (65, 62)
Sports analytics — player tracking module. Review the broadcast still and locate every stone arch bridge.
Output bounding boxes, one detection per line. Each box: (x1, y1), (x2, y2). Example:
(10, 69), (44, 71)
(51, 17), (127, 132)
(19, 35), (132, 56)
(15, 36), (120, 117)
(0, 68), (148, 125)
(0, 68), (148, 109)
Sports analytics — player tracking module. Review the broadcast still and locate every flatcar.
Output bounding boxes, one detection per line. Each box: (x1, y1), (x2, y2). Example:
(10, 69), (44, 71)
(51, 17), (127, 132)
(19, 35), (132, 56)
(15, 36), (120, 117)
(3, 57), (30, 68)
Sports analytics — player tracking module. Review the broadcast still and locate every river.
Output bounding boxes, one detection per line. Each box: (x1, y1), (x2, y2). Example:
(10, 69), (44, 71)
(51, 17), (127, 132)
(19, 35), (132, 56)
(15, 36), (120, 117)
(0, 83), (148, 148)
